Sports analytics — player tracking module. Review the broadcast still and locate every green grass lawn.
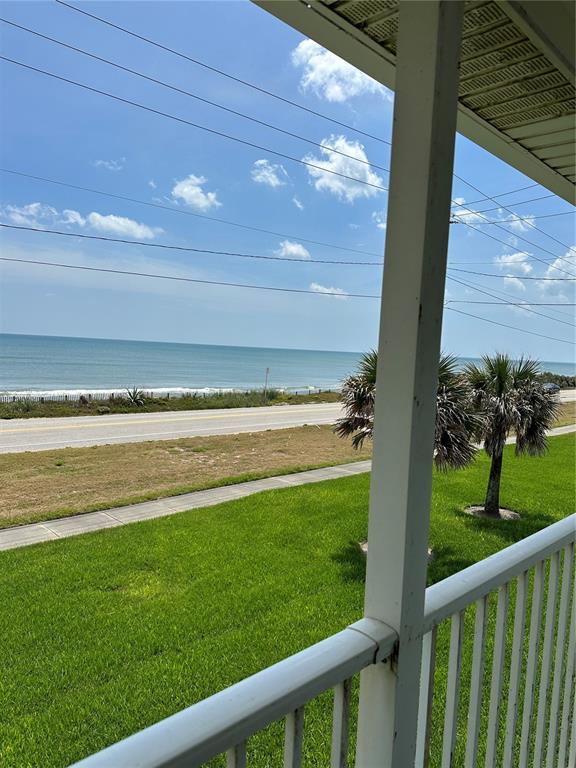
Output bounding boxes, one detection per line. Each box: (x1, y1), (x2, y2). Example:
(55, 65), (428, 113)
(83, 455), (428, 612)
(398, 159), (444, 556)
(0, 435), (574, 767)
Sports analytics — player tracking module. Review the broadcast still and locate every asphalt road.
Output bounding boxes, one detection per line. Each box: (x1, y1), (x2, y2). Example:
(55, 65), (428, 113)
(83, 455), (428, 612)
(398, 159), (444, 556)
(1, 389), (574, 454)
(0, 403), (345, 453)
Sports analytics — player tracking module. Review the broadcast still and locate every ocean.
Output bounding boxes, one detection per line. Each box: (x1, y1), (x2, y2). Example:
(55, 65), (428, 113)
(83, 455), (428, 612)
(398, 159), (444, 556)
(1, 334), (574, 395)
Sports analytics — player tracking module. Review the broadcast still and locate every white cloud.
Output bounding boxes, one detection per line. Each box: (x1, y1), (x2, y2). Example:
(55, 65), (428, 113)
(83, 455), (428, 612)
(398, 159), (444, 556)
(251, 159), (289, 188)
(171, 174), (222, 212)
(538, 247), (576, 302)
(372, 211), (387, 230)
(303, 135), (383, 204)
(503, 276), (526, 292)
(309, 282), (348, 300)
(92, 157), (126, 172)
(292, 196), (304, 211)
(451, 198), (536, 234)
(274, 240), (311, 260)
(494, 251), (533, 275)
(291, 39), (392, 103)
(502, 212), (536, 232)
(86, 212), (162, 240)
(60, 209), (86, 227)
(1, 202), (59, 228)
(148, 180), (157, 189)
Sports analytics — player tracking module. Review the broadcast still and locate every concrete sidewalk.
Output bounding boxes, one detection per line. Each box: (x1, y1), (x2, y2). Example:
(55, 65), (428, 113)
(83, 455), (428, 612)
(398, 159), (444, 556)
(1, 424), (573, 553)
(0, 460), (371, 552)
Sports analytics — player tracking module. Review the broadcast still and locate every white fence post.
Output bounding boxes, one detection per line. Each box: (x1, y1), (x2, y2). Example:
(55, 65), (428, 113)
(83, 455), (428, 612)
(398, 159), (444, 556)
(355, 2), (464, 766)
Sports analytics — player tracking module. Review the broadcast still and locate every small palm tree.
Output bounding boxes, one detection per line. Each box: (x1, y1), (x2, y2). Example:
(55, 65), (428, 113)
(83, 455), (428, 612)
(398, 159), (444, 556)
(464, 354), (559, 518)
(335, 352), (477, 470)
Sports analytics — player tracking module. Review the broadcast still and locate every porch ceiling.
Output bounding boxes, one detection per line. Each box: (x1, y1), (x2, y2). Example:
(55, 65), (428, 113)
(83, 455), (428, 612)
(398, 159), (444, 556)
(256, 0), (576, 203)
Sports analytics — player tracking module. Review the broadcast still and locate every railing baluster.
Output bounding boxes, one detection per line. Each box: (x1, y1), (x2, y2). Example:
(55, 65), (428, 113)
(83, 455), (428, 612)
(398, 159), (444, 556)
(226, 741), (247, 768)
(330, 679), (351, 768)
(284, 707), (304, 768)
(546, 544), (574, 768)
(415, 627), (437, 768)
(534, 551), (560, 766)
(464, 595), (488, 768)
(442, 611), (464, 768)
(558, 549), (576, 768)
(484, 583), (509, 768)
(503, 571), (529, 766)
(519, 560), (545, 766)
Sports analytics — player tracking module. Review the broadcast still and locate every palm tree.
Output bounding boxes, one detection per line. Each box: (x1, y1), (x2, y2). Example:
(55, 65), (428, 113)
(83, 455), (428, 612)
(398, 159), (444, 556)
(464, 354), (559, 518)
(335, 352), (477, 471)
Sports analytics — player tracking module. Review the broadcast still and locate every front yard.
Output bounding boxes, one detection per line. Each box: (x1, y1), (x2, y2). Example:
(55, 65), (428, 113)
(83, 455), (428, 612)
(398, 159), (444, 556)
(0, 434), (574, 766)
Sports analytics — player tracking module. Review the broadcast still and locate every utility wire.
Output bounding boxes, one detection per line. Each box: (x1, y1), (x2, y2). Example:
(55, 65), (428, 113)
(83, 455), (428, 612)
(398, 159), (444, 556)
(452, 220), (576, 278)
(448, 267), (575, 281)
(54, 0), (392, 147)
(444, 307), (574, 345)
(0, 223), (383, 265)
(0, 56), (389, 195)
(445, 275), (576, 328)
(0, 18), (391, 176)
(52, 0), (542, 208)
(0, 255), (378, 298)
(449, 301), (575, 307)
(451, 198), (576, 269)
(446, 272), (575, 320)
(466, 209), (575, 222)
(3, 48), (571, 272)
(3, 254), (572, 345)
(3, 221), (575, 285)
(0, 168), (384, 258)
(454, 173), (576, 254)
(6, 54), (573, 277)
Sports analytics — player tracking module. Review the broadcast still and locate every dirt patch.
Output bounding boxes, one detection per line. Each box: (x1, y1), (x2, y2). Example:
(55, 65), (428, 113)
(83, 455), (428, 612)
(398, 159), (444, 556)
(464, 506), (520, 521)
(0, 425), (370, 528)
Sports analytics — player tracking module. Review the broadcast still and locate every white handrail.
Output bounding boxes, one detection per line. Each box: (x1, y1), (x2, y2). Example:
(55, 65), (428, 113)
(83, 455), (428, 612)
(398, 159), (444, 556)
(69, 618), (396, 768)
(423, 514), (575, 632)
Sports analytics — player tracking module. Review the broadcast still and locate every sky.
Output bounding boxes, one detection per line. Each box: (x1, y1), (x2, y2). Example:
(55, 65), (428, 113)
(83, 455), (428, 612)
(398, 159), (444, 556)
(0, 0), (575, 361)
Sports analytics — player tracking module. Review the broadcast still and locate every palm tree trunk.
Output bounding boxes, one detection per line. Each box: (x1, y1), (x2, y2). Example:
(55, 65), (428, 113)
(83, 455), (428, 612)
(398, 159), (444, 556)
(484, 451), (503, 517)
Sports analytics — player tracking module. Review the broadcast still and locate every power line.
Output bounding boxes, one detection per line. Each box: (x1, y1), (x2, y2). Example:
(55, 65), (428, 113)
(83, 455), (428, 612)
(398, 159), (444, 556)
(467, 208), (574, 221)
(0, 56), (389, 195)
(0, 256), (380, 299)
(454, 173), (576, 255)
(461, 185), (541, 205)
(52, 0), (544, 208)
(0, 223), (383, 265)
(446, 272), (575, 320)
(449, 268), (575, 281)
(3, 44), (570, 272)
(444, 307), (573, 346)
(451, 201), (576, 269)
(0, 168), (384, 258)
(464, 210), (575, 225)
(466, 195), (557, 213)
(446, 275), (576, 328)
(54, 0), (392, 148)
(3, 254), (573, 345)
(5, 221), (574, 286)
(448, 301), (575, 306)
(0, 18), (391, 177)
(8, 53), (574, 277)
(453, 220), (576, 278)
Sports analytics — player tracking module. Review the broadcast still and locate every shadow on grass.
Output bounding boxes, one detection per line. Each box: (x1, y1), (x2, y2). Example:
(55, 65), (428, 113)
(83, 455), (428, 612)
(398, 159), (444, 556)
(331, 540), (367, 583)
(457, 507), (557, 549)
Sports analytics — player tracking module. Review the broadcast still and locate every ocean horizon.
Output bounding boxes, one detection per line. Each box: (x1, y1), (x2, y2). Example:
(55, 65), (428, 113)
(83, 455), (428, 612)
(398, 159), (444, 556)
(1, 333), (574, 394)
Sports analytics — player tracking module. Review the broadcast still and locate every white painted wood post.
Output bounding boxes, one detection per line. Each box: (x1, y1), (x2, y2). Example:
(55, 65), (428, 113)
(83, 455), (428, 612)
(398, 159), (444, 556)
(354, 2), (464, 766)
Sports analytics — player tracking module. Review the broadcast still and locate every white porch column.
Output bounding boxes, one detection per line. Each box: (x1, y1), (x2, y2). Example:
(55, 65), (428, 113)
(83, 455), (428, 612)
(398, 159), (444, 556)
(355, 2), (464, 767)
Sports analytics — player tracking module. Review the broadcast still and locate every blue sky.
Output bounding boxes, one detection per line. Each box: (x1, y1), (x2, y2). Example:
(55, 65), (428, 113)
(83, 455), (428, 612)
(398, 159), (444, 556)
(0, 0), (574, 361)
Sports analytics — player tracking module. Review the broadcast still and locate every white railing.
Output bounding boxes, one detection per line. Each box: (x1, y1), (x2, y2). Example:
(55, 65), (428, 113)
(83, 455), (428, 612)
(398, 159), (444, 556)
(70, 515), (575, 768)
